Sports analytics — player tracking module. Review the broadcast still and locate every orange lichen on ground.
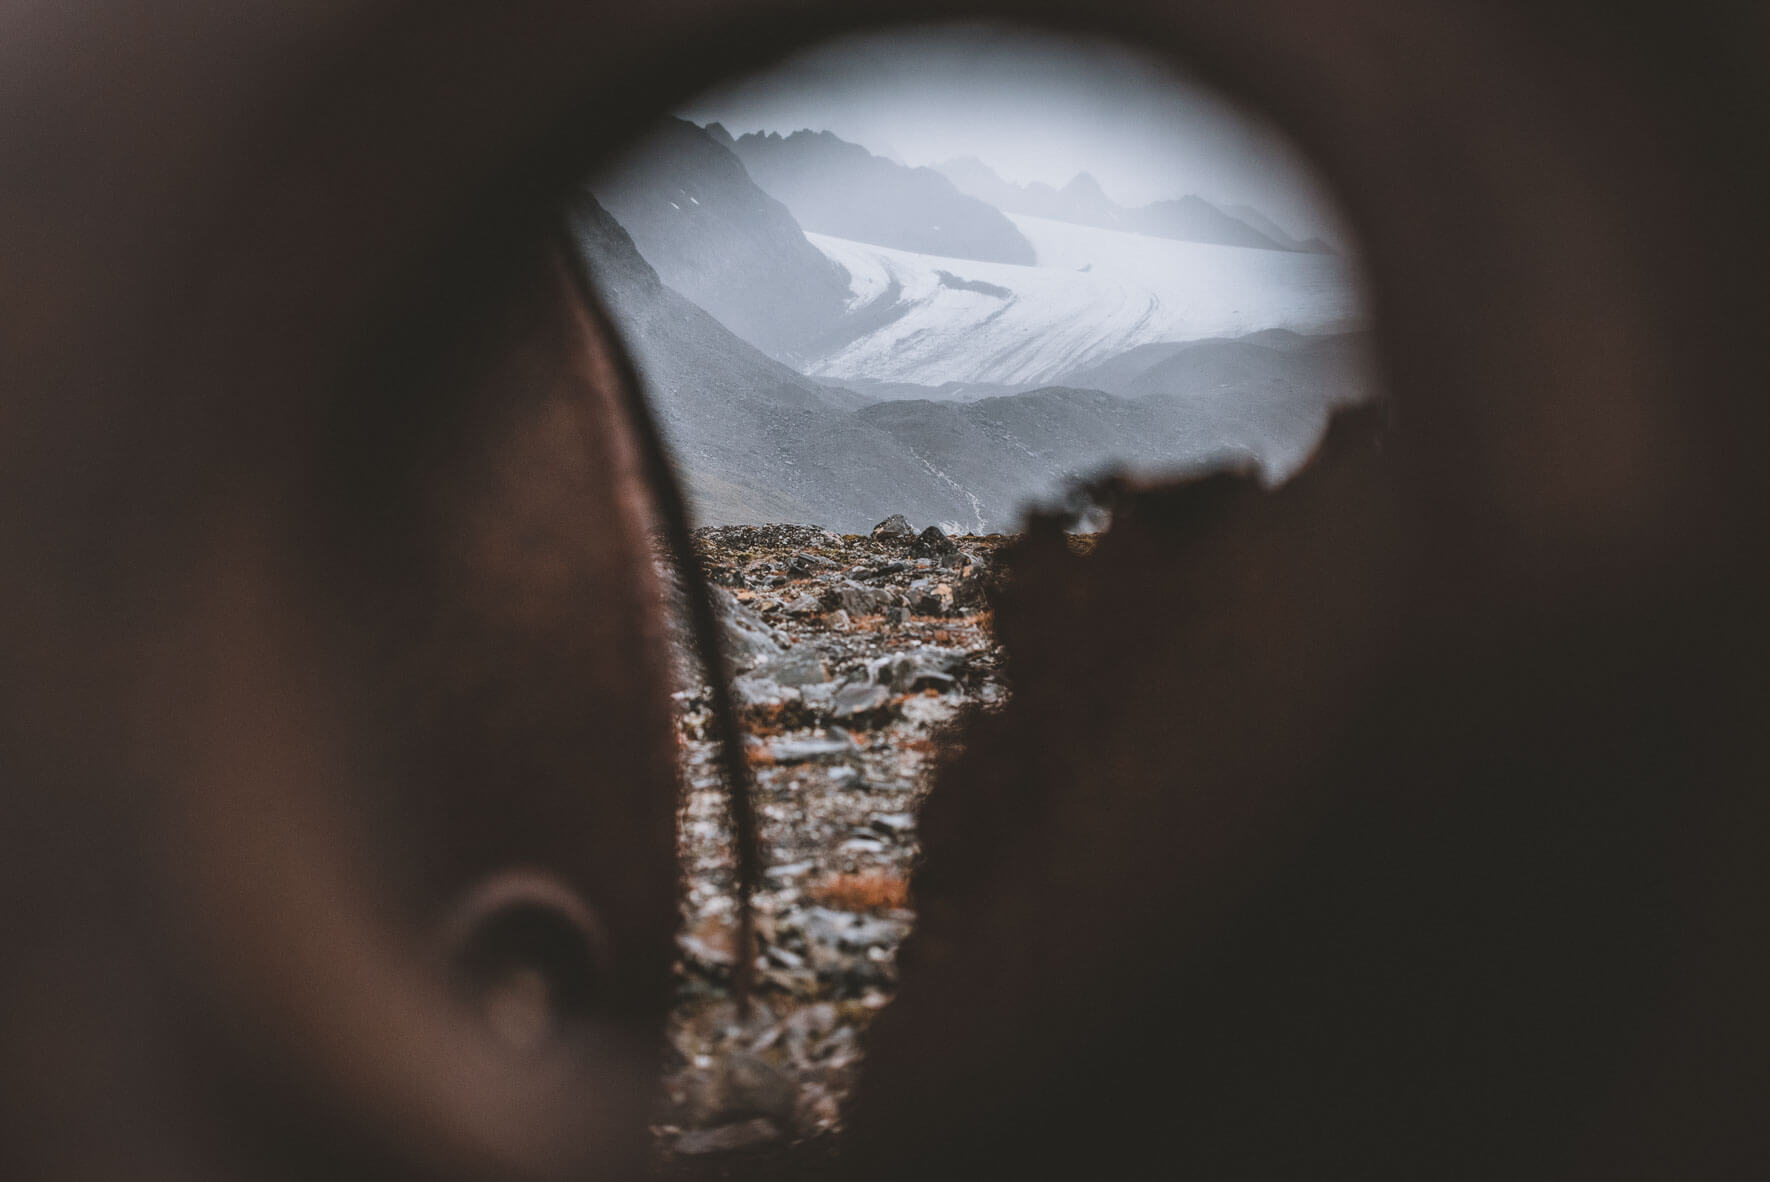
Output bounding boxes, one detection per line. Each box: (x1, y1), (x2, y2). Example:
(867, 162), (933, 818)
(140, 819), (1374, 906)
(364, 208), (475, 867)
(807, 871), (911, 913)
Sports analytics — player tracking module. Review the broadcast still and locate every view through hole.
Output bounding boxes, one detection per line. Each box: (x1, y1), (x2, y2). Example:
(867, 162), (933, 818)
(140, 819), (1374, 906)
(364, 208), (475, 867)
(571, 20), (1374, 1161)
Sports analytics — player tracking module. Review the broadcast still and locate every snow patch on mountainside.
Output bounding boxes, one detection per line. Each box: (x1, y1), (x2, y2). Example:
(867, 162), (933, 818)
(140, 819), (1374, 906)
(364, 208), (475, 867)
(803, 215), (1363, 387)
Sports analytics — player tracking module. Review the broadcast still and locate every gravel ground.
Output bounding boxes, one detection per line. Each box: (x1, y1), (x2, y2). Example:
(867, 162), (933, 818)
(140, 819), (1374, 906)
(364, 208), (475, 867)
(654, 521), (1011, 1164)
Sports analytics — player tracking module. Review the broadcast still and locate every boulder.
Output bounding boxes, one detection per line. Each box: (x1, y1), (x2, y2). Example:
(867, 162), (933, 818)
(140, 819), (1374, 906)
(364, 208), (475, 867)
(772, 731), (860, 764)
(868, 646), (966, 693)
(910, 525), (958, 558)
(823, 580), (895, 617)
(830, 681), (891, 719)
(783, 592), (822, 615)
(871, 514), (915, 539)
(763, 646), (831, 687)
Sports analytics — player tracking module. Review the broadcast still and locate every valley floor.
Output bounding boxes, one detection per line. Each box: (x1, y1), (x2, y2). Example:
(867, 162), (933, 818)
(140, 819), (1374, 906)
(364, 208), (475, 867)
(655, 523), (1012, 1164)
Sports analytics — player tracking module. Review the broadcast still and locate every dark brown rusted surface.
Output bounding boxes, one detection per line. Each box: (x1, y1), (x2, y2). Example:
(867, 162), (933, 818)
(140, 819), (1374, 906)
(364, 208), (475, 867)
(2, 1), (1766, 1179)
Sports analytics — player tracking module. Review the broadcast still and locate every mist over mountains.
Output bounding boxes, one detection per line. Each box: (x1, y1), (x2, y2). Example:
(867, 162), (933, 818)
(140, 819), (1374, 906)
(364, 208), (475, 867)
(580, 118), (1371, 530)
(727, 128), (1036, 265)
(932, 156), (1326, 252)
(593, 118), (851, 361)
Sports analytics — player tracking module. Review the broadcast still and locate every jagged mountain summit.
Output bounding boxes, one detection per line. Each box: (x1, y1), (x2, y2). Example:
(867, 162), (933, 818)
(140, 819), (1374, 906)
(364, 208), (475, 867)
(729, 129), (1036, 265)
(933, 155), (1327, 253)
(1221, 203), (1338, 254)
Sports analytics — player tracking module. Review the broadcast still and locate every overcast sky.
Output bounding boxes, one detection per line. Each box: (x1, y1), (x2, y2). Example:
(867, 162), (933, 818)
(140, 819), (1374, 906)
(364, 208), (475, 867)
(679, 22), (1350, 247)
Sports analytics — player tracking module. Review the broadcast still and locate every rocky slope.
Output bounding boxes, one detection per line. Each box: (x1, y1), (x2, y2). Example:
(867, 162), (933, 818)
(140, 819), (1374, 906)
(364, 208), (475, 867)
(657, 519), (1017, 1162)
(591, 118), (852, 361)
(570, 190), (882, 525)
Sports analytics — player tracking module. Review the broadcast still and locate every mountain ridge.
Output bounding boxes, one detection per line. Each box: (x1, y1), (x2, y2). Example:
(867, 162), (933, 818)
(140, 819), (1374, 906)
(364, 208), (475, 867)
(934, 155), (1328, 253)
(730, 129), (1037, 265)
(591, 117), (852, 362)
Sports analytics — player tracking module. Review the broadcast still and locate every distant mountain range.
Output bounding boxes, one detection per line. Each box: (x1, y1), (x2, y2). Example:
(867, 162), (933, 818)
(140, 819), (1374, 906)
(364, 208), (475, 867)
(573, 190), (1366, 529)
(578, 119), (1372, 529)
(934, 156), (1333, 253)
(725, 128), (1036, 265)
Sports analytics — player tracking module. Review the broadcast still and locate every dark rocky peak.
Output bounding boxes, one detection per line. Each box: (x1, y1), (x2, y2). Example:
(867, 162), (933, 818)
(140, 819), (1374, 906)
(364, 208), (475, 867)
(567, 190), (663, 311)
(589, 117), (851, 360)
(1130, 194), (1288, 251)
(871, 514), (915, 540)
(703, 120), (736, 149)
(1063, 171), (1110, 200)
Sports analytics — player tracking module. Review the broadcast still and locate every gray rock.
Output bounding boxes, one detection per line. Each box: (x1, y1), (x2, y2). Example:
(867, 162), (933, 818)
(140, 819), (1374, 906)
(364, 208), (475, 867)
(785, 551), (838, 577)
(733, 675), (790, 706)
(868, 646), (965, 693)
(900, 693), (960, 727)
(674, 1118), (782, 1156)
(830, 681), (891, 719)
(795, 906), (910, 952)
(952, 573), (990, 608)
(870, 812), (915, 836)
(661, 573), (784, 685)
(713, 1052), (798, 1123)
(912, 591), (948, 618)
(910, 524), (958, 557)
(824, 580), (894, 617)
(800, 681), (838, 710)
(762, 647), (830, 687)
(870, 513), (915, 539)
(714, 588), (785, 662)
(772, 731), (858, 764)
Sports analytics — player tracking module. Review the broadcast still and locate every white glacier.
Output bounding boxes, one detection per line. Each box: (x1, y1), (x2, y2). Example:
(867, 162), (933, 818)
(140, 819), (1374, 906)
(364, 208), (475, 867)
(803, 214), (1364, 387)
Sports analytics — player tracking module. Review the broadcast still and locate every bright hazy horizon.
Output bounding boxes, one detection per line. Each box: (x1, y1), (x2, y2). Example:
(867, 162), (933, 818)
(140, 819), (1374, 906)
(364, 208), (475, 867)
(677, 21), (1352, 251)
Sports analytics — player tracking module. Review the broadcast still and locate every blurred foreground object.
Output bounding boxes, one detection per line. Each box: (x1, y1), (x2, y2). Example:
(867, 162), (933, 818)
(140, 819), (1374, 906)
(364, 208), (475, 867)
(1, 1), (1765, 1178)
